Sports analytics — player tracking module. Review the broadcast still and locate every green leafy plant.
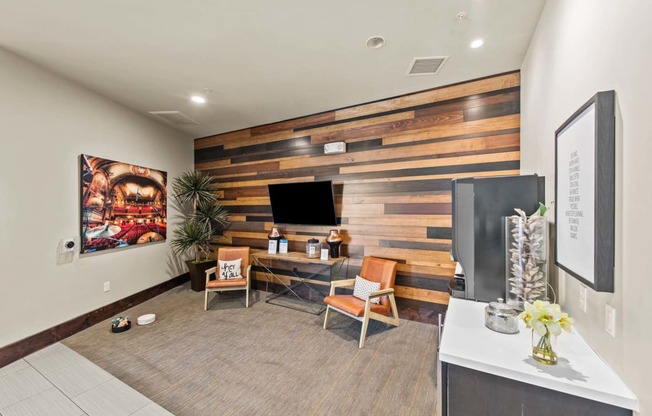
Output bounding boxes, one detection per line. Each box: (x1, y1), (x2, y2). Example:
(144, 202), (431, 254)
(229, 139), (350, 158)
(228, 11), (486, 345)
(170, 171), (229, 263)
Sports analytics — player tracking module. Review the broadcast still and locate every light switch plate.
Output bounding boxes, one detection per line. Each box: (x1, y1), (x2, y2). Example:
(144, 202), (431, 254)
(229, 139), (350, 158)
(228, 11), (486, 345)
(104, 281), (111, 292)
(324, 141), (346, 154)
(605, 305), (616, 337)
(579, 285), (587, 313)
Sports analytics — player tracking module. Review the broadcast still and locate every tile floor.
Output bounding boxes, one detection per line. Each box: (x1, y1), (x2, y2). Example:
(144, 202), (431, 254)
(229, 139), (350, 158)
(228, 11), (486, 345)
(0, 343), (173, 416)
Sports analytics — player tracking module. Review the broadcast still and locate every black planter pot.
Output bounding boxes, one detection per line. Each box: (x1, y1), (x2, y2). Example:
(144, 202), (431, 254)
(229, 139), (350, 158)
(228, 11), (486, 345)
(185, 259), (215, 292)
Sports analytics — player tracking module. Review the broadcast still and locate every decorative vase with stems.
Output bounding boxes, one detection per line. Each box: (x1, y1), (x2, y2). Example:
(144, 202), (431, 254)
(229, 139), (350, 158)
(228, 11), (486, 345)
(506, 203), (548, 310)
(519, 300), (574, 365)
(170, 171), (229, 291)
(532, 329), (557, 365)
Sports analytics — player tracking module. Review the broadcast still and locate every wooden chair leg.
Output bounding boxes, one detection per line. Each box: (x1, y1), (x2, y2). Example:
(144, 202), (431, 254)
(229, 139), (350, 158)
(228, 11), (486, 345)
(388, 294), (400, 327)
(246, 286), (250, 308)
(359, 314), (370, 348)
(323, 306), (332, 329)
(204, 290), (209, 311)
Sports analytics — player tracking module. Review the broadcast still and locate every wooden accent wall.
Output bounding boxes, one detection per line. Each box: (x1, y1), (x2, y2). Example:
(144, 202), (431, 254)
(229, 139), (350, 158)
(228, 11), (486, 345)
(194, 71), (521, 322)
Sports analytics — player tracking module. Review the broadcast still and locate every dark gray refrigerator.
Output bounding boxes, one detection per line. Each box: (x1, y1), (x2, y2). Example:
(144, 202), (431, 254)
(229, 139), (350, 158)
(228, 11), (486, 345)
(451, 174), (545, 302)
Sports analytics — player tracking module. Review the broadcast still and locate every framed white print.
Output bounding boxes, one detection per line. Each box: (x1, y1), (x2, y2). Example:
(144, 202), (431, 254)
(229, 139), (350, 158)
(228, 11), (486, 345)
(555, 90), (615, 292)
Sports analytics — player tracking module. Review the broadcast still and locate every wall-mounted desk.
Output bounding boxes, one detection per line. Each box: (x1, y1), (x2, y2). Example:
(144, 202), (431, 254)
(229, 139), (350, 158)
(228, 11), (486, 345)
(251, 251), (348, 315)
(438, 297), (638, 415)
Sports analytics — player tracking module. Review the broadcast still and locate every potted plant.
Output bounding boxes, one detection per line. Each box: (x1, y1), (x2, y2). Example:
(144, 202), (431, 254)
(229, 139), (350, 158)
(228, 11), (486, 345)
(170, 171), (229, 291)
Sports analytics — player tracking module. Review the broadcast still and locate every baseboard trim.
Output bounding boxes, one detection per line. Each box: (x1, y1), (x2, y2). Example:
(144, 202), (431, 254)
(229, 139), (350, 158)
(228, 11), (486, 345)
(0, 273), (189, 368)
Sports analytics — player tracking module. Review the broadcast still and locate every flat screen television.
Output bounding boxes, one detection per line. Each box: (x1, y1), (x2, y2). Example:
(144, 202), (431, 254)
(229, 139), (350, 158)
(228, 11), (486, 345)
(268, 181), (338, 226)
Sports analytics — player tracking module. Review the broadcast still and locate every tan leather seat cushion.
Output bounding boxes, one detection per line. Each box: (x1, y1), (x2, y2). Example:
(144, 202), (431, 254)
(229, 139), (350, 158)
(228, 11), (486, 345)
(324, 295), (390, 317)
(206, 278), (247, 289)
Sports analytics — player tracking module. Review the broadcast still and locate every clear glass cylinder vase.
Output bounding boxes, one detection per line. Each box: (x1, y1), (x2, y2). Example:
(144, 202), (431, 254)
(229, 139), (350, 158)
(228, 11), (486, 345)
(532, 329), (557, 365)
(505, 215), (548, 310)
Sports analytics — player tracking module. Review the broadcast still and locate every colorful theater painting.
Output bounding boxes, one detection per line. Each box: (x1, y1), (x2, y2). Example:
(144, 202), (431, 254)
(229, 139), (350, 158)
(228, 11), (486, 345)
(80, 154), (167, 254)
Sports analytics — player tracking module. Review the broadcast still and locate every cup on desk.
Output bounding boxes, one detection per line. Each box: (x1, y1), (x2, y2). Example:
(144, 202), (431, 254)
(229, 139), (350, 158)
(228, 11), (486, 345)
(268, 240), (278, 254)
(320, 248), (329, 261)
(279, 239), (288, 254)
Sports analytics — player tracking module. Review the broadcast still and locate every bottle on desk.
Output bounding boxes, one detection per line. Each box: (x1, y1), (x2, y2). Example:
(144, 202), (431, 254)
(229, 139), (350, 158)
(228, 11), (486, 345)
(306, 238), (320, 258)
(279, 239), (288, 254)
(268, 227), (282, 254)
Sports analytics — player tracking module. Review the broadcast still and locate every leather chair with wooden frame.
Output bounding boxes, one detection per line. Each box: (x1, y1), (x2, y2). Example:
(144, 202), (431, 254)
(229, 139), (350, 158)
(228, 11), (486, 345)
(204, 247), (251, 310)
(323, 256), (400, 348)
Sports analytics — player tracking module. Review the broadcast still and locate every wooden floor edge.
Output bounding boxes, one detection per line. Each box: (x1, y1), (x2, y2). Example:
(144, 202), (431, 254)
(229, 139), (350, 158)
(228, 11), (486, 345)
(0, 273), (189, 369)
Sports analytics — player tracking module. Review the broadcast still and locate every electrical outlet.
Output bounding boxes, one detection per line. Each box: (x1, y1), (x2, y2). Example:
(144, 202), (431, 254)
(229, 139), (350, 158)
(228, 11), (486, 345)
(104, 281), (111, 292)
(579, 285), (587, 313)
(605, 305), (616, 337)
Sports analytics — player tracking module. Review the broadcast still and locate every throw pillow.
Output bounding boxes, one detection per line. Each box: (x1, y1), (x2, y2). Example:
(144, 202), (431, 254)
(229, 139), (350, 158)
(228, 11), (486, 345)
(218, 258), (242, 280)
(353, 275), (381, 304)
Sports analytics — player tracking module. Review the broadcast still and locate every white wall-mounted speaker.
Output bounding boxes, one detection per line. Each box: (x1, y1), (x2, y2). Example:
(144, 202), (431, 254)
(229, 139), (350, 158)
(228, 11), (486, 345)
(324, 141), (346, 154)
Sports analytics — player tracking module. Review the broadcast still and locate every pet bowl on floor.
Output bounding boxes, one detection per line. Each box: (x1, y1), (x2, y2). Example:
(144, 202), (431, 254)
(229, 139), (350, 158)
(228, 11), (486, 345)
(111, 321), (131, 333)
(137, 314), (156, 325)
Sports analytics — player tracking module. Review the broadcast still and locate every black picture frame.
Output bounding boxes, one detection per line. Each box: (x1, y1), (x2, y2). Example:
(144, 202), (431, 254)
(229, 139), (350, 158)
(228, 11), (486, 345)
(554, 90), (615, 292)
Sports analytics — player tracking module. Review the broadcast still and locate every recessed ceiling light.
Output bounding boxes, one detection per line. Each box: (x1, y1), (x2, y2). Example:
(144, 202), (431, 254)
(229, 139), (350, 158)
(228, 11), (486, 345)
(366, 36), (386, 49)
(191, 95), (206, 104)
(470, 38), (484, 49)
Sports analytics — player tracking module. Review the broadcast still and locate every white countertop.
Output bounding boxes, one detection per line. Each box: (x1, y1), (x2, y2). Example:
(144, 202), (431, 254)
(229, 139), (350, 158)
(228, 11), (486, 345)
(439, 297), (638, 411)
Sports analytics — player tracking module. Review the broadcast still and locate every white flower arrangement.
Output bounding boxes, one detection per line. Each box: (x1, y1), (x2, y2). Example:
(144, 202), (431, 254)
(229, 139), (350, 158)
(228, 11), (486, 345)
(519, 300), (574, 364)
(519, 300), (574, 336)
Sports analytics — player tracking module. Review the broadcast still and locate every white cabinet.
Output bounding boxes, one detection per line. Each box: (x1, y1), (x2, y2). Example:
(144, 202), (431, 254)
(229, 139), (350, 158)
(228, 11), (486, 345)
(438, 298), (637, 416)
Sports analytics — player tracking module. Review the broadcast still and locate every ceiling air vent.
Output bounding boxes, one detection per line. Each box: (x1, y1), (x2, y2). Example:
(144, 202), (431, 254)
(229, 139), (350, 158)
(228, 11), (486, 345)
(406, 56), (449, 76)
(148, 111), (199, 125)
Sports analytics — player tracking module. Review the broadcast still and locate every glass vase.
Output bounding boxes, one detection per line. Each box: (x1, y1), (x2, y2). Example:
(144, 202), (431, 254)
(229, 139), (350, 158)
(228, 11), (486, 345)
(506, 215), (548, 310)
(532, 329), (557, 365)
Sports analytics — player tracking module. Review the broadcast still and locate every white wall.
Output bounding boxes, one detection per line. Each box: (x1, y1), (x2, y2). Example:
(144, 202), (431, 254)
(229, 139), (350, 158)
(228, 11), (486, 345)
(521, 1), (652, 413)
(0, 48), (194, 348)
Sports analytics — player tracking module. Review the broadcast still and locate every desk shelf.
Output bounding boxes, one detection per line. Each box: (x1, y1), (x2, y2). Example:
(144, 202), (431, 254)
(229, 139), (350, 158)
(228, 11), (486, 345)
(252, 251), (348, 315)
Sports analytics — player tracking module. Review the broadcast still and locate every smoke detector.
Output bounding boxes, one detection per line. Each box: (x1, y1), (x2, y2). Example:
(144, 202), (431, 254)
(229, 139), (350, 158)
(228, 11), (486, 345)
(406, 56), (449, 76)
(366, 36), (386, 49)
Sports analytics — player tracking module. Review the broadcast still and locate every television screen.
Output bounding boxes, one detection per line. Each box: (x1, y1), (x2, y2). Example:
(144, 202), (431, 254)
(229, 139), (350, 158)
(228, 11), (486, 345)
(268, 181), (338, 226)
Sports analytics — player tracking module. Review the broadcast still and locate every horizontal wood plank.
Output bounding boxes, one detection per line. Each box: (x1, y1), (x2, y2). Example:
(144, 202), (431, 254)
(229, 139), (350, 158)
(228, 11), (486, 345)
(195, 72), (521, 319)
(251, 111), (336, 136)
(335, 72), (520, 120)
(195, 129), (251, 150)
(394, 285), (451, 305)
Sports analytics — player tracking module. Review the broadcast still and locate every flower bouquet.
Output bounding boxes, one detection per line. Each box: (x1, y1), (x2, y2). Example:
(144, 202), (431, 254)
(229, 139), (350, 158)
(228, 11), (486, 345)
(519, 300), (574, 365)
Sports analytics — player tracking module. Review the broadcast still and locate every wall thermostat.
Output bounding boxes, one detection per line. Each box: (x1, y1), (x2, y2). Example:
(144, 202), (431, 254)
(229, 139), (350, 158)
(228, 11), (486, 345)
(324, 141), (346, 154)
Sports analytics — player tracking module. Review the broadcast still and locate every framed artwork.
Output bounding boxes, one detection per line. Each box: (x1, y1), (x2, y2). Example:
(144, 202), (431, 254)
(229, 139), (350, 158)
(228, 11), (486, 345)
(80, 154), (167, 254)
(554, 90), (615, 292)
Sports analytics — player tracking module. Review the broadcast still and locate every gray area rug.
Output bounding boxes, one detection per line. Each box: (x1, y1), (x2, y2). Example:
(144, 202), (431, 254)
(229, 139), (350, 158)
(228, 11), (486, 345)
(64, 283), (438, 416)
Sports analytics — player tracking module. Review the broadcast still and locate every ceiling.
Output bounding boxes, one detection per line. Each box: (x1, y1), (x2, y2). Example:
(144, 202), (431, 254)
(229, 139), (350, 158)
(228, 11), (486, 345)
(0, 0), (545, 138)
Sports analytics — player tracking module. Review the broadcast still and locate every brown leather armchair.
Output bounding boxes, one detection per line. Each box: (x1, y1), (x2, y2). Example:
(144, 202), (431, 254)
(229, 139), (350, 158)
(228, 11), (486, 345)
(204, 247), (251, 310)
(323, 256), (400, 348)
